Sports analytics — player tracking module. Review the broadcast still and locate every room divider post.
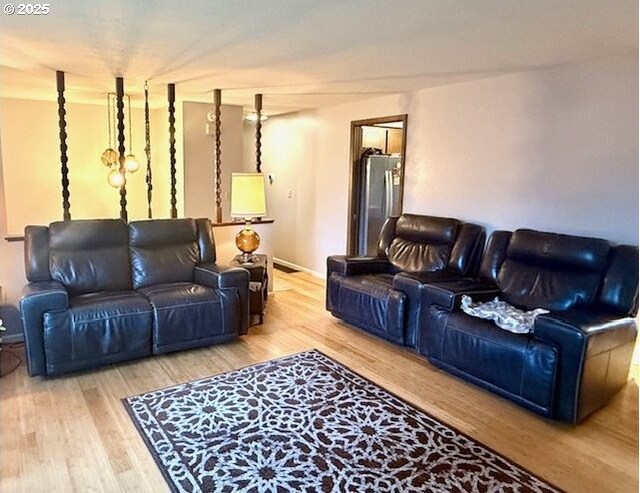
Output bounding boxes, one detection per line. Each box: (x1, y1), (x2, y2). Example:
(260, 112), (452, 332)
(115, 77), (128, 222)
(255, 94), (262, 173)
(168, 83), (178, 218)
(144, 81), (153, 218)
(56, 70), (71, 221)
(214, 89), (222, 223)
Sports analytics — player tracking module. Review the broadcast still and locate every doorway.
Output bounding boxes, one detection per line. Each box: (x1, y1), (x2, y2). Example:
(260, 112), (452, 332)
(347, 114), (407, 256)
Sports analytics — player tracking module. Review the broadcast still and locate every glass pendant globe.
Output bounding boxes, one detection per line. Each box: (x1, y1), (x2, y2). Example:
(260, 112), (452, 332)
(124, 154), (139, 173)
(107, 169), (126, 188)
(101, 148), (118, 167)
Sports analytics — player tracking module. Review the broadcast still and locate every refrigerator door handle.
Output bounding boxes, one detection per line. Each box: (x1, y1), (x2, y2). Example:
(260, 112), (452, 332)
(359, 158), (373, 256)
(384, 169), (392, 219)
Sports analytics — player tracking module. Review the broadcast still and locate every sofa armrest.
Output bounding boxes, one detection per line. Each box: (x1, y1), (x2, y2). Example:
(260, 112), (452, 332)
(327, 255), (390, 277)
(392, 271), (471, 348)
(195, 263), (250, 335)
(414, 278), (500, 358)
(420, 279), (500, 311)
(20, 281), (69, 376)
(533, 309), (637, 422)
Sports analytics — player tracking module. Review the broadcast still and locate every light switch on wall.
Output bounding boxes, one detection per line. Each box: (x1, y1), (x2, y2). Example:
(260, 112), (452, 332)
(288, 189), (293, 199)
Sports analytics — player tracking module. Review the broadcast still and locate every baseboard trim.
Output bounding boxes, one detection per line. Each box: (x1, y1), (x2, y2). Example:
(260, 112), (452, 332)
(273, 258), (325, 279)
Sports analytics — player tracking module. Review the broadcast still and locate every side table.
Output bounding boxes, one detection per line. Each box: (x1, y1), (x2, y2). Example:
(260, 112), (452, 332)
(230, 254), (268, 326)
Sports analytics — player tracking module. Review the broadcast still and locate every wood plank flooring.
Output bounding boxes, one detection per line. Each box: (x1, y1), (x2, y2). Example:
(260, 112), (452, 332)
(1, 269), (638, 492)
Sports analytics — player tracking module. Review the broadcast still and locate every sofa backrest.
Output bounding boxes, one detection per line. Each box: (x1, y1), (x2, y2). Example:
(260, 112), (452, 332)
(27, 219), (133, 294)
(129, 218), (214, 289)
(598, 244), (639, 316)
(478, 229), (638, 314)
(377, 214), (485, 276)
(24, 217), (217, 293)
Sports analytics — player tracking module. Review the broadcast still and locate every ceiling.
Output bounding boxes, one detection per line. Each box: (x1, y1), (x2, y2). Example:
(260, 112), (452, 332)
(0, 0), (636, 114)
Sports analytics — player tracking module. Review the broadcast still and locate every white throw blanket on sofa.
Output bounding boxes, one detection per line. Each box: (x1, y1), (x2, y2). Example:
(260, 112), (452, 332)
(460, 295), (549, 334)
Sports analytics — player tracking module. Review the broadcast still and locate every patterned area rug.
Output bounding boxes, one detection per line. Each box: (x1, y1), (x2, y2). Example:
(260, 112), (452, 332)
(123, 350), (561, 492)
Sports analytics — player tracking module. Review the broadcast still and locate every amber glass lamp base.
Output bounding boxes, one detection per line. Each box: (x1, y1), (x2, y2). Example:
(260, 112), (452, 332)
(236, 222), (260, 264)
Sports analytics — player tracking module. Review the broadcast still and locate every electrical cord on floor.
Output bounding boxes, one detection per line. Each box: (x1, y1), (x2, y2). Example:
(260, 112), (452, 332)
(0, 342), (23, 377)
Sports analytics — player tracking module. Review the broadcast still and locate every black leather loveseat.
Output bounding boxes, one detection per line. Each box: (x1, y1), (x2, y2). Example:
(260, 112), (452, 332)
(326, 214), (485, 348)
(417, 229), (638, 422)
(20, 218), (249, 377)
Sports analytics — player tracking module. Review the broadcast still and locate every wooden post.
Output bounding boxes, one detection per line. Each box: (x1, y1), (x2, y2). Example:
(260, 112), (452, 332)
(56, 71), (71, 221)
(213, 89), (222, 223)
(255, 94), (262, 173)
(144, 81), (153, 218)
(115, 77), (128, 222)
(168, 83), (178, 219)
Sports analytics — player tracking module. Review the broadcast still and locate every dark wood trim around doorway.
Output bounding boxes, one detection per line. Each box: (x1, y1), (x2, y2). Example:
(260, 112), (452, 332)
(346, 114), (408, 256)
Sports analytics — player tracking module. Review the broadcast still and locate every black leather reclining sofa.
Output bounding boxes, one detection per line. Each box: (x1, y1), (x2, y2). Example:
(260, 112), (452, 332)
(327, 214), (638, 422)
(327, 214), (485, 348)
(417, 229), (638, 423)
(20, 218), (249, 377)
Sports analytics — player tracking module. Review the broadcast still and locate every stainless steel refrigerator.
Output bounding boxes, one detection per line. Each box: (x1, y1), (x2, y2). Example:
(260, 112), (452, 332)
(357, 154), (402, 256)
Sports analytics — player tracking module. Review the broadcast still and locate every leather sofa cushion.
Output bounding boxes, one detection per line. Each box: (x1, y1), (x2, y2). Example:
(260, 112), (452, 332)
(195, 218), (216, 263)
(129, 219), (200, 289)
(43, 291), (152, 375)
(497, 259), (602, 312)
(327, 273), (406, 345)
(48, 219), (132, 294)
(496, 230), (612, 312)
(139, 282), (240, 353)
(24, 225), (50, 282)
(394, 214), (459, 244)
(388, 239), (452, 274)
(431, 308), (558, 413)
(506, 230), (610, 272)
(599, 245), (639, 315)
(388, 215), (459, 274)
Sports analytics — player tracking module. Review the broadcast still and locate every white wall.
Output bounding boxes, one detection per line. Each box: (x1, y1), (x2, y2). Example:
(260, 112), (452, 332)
(260, 55), (638, 275)
(403, 55), (638, 242)
(183, 102), (244, 220)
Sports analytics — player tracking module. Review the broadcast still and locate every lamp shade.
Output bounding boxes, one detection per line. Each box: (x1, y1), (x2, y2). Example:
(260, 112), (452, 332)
(230, 173), (267, 218)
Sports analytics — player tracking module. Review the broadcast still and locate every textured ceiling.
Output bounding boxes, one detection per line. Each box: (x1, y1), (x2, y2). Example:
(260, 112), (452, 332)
(0, 0), (636, 114)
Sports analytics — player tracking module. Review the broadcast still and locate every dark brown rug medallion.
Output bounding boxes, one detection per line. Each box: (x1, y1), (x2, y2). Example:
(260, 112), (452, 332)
(123, 350), (561, 493)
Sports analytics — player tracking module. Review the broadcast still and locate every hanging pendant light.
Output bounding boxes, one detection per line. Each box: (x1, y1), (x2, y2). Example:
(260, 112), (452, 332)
(101, 149), (118, 166)
(102, 91), (139, 187)
(101, 94), (118, 166)
(107, 168), (126, 188)
(124, 154), (139, 173)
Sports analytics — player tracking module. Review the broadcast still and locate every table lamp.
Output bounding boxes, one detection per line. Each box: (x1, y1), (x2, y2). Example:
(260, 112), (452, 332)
(230, 172), (267, 264)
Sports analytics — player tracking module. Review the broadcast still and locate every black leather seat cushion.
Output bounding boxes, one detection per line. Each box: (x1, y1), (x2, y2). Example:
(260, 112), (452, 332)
(327, 273), (406, 344)
(43, 291), (153, 375)
(139, 282), (239, 353)
(425, 307), (558, 415)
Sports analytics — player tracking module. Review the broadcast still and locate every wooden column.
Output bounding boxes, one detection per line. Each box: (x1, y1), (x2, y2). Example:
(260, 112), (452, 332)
(168, 83), (177, 218)
(115, 77), (128, 222)
(255, 93), (262, 173)
(144, 81), (153, 218)
(213, 89), (222, 223)
(56, 71), (71, 221)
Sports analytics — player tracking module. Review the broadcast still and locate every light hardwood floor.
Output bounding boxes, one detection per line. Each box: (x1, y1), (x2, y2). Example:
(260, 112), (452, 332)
(1, 269), (638, 492)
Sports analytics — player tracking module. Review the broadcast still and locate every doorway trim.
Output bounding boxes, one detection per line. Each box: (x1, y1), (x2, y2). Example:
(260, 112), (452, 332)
(346, 114), (408, 256)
